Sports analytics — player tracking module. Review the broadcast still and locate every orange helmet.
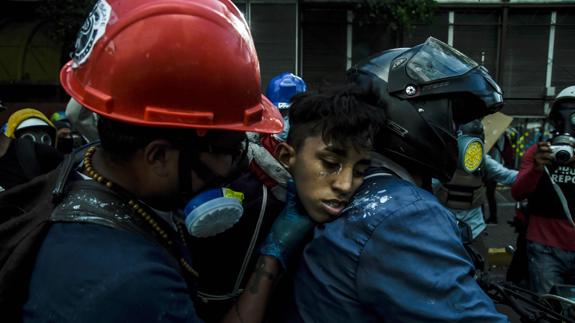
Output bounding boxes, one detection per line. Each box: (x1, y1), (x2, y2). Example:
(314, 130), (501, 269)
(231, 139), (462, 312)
(60, 0), (282, 134)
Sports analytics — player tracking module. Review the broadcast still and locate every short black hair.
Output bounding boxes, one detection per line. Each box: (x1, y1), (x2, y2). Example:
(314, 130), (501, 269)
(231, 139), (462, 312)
(287, 84), (385, 152)
(97, 117), (197, 160)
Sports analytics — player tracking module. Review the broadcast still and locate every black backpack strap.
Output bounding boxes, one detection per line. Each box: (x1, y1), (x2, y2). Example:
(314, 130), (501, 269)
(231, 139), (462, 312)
(51, 143), (97, 203)
(51, 180), (156, 240)
(15, 139), (42, 180)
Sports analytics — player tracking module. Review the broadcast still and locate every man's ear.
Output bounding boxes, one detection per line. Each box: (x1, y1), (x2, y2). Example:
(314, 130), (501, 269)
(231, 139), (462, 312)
(276, 142), (296, 170)
(143, 140), (176, 177)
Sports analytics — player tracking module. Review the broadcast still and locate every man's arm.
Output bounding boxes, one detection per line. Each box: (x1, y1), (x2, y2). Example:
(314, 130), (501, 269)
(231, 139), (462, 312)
(511, 143), (551, 201)
(221, 256), (280, 323)
(355, 199), (509, 322)
(222, 180), (312, 323)
(484, 155), (517, 185)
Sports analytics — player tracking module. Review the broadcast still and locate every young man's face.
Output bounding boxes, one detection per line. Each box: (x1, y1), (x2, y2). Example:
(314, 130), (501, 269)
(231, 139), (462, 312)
(283, 136), (371, 223)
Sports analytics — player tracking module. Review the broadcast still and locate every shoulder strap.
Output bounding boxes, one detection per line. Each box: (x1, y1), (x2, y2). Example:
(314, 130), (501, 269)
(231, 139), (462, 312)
(15, 139), (42, 180)
(50, 179), (199, 290)
(50, 180), (155, 239)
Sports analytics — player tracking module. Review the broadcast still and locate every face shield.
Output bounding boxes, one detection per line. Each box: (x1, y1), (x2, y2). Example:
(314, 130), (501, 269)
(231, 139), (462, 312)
(406, 38), (479, 83)
(388, 37), (504, 122)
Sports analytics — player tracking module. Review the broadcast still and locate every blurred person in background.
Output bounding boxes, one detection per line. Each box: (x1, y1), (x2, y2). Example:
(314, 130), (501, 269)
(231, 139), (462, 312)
(0, 108), (62, 191)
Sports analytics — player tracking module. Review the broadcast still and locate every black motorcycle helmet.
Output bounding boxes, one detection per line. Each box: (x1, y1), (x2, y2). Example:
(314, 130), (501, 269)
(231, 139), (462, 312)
(347, 37), (503, 182)
(549, 85), (575, 136)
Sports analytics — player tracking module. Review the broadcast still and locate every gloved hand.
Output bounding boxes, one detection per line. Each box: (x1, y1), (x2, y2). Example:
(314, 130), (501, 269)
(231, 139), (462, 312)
(260, 179), (314, 270)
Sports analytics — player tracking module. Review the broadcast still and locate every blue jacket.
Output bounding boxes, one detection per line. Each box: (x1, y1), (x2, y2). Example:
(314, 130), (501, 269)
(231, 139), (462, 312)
(282, 168), (509, 322)
(23, 223), (201, 322)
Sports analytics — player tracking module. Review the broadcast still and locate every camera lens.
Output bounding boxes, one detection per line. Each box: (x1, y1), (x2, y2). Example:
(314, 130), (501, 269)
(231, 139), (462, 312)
(556, 150), (572, 163)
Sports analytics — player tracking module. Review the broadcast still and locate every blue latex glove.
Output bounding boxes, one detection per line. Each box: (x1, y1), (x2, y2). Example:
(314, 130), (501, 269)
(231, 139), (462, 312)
(260, 180), (314, 270)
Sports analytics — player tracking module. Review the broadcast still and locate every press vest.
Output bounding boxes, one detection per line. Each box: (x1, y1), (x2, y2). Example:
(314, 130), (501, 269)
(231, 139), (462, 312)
(528, 163), (575, 219)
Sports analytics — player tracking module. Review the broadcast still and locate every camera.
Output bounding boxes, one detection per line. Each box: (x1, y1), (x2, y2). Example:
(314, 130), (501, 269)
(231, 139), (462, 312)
(550, 134), (575, 164)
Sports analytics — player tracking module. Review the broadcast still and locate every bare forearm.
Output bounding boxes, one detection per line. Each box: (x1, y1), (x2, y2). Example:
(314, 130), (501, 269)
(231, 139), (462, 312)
(221, 256), (281, 323)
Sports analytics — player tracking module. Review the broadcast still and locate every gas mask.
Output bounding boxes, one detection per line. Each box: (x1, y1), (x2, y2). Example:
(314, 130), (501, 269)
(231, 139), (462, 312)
(457, 120), (485, 174)
(457, 134), (484, 173)
(182, 187), (245, 237)
(16, 128), (54, 146)
(549, 102), (575, 137)
(548, 102), (575, 165)
(178, 131), (249, 237)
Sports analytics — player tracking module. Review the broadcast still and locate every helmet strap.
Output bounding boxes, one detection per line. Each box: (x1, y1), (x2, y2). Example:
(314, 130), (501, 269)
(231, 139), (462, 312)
(178, 147), (195, 198)
(188, 153), (228, 189)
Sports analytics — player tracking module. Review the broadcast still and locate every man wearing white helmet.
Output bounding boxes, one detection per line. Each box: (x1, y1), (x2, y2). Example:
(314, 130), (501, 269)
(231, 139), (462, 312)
(512, 85), (575, 294)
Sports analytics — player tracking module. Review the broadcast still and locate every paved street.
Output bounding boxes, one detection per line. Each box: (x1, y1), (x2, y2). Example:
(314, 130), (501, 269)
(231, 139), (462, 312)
(482, 186), (523, 322)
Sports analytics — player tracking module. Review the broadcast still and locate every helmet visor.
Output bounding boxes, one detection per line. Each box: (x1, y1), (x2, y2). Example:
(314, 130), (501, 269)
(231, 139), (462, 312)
(407, 37), (479, 83)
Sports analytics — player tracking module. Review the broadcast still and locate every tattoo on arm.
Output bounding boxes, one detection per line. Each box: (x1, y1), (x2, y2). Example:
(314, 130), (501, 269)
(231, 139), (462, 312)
(248, 258), (276, 294)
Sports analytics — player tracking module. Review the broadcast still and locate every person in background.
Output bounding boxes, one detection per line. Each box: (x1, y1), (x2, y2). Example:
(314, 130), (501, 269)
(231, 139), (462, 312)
(65, 98), (99, 143)
(265, 72), (307, 142)
(486, 132), (515, 224)
(51, 111), (75, 154)
(511, 85), (575, 294)
(0, 108), (62, 191)
(435, 119), (517, 269)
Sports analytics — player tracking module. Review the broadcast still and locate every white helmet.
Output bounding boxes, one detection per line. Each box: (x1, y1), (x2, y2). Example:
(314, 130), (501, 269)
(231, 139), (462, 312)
(549, 85), (575, 135)
(556, 85), (575, 102)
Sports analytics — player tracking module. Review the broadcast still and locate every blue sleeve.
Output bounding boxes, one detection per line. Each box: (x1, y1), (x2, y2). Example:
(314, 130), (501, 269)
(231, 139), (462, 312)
(484, 155), (518, 185)
(355, 199), (509, 322)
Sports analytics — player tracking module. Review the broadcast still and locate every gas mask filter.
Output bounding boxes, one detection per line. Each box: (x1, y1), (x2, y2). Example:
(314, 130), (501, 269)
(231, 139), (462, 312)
(457, 134), (484, 173)
(182, 187), (244, 238)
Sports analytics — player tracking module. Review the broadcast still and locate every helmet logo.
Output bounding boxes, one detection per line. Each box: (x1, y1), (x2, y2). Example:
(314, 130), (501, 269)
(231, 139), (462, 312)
(277, 102), (291, 109)
(72, 0), (112, 68)
(386, 120), (408, 137)
(405, 85), (417, 96)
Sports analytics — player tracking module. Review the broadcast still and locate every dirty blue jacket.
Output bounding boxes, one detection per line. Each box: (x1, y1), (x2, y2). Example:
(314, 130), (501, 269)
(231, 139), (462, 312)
(23, 223), (201, 322)
(282, 168), (509, 323)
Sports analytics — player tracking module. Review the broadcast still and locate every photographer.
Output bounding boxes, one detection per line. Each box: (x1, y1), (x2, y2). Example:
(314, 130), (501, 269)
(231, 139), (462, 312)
(511, 85), (575, 294)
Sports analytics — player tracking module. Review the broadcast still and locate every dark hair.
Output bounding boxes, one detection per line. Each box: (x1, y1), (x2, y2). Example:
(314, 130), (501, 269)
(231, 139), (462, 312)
(97, 117), (197, 160)
(287, 84), (385, 151)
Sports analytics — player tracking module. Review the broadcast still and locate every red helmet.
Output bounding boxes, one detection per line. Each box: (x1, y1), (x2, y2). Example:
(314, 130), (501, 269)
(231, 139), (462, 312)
(60, 0), (282, 134)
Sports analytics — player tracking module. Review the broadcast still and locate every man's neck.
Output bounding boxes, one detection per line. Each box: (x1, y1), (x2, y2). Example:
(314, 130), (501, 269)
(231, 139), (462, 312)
(91, 148), (142, 197)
